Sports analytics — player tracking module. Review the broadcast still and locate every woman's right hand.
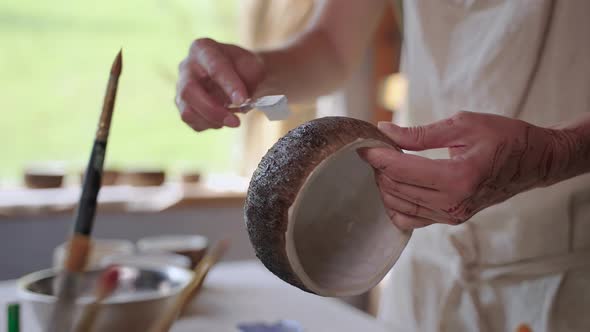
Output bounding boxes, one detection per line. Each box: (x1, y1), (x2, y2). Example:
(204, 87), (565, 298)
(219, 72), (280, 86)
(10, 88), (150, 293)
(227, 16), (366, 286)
(176, 38), (266, 131)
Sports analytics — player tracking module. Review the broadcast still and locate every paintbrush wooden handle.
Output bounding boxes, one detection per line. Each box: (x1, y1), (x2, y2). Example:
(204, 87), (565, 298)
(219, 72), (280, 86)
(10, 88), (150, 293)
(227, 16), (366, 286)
(72, 266), (119, 332)
(73, 141), (106, 235)
(71, 50), (121, 238)
(73, 302), (100, 332)
(149, 240), (229, 332)
(64, 233), (92, 272)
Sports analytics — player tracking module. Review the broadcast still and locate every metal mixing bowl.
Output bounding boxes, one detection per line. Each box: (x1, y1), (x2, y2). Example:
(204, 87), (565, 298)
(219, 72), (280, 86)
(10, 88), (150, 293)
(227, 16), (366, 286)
(18, 264), (193, 331)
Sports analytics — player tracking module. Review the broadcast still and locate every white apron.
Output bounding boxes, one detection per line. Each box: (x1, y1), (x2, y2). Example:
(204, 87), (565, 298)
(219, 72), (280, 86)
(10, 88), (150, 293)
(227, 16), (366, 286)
(378, 1), (590, 331)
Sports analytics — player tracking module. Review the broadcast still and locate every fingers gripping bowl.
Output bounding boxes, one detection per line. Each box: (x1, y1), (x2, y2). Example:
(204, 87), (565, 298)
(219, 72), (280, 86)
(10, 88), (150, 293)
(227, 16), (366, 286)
(245, 117), (412, 297)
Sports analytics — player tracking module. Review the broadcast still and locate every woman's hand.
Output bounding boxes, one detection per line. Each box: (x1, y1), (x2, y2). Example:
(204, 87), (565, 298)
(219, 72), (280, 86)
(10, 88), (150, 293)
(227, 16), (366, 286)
(176, 38), (265, 131)
(358, 111), (577, 230)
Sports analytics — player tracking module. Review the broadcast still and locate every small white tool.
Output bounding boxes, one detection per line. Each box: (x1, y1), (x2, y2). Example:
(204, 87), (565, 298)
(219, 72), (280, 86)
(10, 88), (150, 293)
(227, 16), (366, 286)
(228, 95), (291, 121)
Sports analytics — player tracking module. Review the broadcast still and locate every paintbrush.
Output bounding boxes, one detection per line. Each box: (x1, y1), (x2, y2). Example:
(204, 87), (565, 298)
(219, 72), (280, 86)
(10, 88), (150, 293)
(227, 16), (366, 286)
(47, 50), (122, 332)
(148, 239), (230, 332)
(72, 266), (120, 332)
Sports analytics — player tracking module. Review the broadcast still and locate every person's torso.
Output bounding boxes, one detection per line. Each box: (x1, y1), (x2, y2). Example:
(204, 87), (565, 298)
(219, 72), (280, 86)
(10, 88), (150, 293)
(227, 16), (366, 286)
(377, 3), (590, 330)
(398, 0), (590, 265)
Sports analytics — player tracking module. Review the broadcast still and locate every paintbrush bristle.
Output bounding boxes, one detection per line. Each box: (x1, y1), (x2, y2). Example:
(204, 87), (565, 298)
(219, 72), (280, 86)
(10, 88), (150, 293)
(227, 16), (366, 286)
(96, 266), (119, 300)
(111, 49), (123, 77)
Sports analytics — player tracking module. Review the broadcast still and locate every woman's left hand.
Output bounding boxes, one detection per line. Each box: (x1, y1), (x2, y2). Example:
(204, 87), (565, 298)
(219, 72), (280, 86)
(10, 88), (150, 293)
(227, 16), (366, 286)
(358, 111), (570, 231)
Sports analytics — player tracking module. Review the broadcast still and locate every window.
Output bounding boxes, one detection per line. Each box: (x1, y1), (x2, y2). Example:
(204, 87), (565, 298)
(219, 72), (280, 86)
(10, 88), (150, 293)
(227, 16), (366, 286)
(0, 0), (241, 184)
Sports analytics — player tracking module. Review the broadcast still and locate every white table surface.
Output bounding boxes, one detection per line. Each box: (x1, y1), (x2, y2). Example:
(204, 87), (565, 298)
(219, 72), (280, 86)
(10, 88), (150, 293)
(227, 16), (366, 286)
(0, 261), (390, 332)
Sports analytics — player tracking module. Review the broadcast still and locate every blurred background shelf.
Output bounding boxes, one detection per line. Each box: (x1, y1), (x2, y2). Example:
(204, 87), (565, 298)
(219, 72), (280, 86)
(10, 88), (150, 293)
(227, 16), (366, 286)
(0, 181), (246, 219)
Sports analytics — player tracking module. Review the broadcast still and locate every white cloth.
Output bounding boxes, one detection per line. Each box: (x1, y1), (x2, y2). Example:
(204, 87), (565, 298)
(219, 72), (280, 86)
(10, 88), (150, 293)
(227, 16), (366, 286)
(379, 1), (590, 331)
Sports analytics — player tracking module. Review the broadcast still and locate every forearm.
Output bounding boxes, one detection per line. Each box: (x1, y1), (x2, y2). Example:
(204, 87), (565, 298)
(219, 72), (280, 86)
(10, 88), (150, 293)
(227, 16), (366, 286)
(543, 113), (590, 186)
(254, 31), (348, 102)
(252, 0), (389, 103)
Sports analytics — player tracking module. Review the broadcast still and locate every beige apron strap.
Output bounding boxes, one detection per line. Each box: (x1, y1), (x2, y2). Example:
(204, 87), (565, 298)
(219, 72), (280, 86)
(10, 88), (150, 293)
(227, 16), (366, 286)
(439, 271), (491, 332)
(476, 249), (590, 282)
(439, 224), (491, 332)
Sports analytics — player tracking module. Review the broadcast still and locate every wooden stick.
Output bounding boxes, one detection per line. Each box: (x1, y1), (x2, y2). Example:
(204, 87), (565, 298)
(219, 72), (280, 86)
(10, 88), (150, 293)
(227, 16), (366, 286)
(148, 239), (230, 332)
(73, 266), (120, 332)
(47, 50), (123, 332)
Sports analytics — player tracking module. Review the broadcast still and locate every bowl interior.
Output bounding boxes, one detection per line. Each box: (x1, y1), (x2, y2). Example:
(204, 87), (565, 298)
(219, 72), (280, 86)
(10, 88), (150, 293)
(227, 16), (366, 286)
(286, 139), (411, 296)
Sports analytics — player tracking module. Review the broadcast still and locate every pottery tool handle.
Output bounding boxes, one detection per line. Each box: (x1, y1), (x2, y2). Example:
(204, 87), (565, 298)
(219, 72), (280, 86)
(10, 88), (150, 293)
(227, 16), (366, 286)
(148, 239), (230, 332)
(227, 95), (290, 121)
(227, 100), (253, 113)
